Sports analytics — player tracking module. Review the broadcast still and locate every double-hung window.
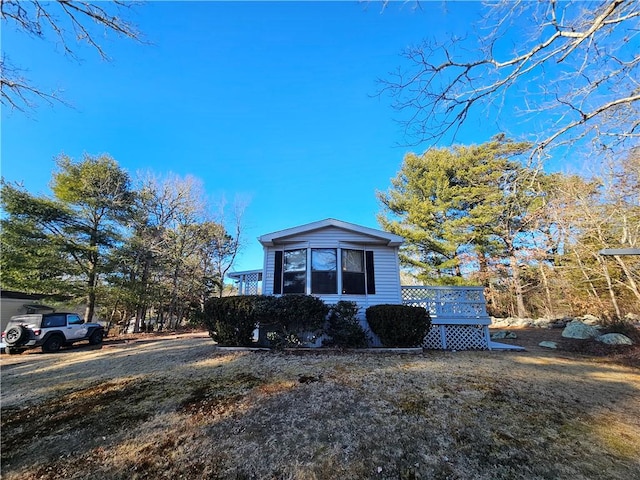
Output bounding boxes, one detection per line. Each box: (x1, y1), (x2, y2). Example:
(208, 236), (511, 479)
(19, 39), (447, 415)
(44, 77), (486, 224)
(341, 249), (376, 295)
(311, 248), (337, 294)
(342, 249), (365, 294)
(274, 247), (375, 295)
(283, 248), (306, 294)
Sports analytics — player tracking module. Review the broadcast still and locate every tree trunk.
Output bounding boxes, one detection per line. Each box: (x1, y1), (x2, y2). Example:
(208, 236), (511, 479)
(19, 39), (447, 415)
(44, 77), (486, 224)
(158, 310), (165, 332)
(539, 263), (554, 317)
(477, 252), (489, 286)
(509, 255), (528, 318)
(597, 255), (622, 319)
(485, 283), (497, 315)
(613, 255), (640, 303)
(85, 265), (97, 323)
(572, 250), (603, 305)
(84, 228), (100, 323)
(134, 258), (152, 333)
(109, 299), (120, 324)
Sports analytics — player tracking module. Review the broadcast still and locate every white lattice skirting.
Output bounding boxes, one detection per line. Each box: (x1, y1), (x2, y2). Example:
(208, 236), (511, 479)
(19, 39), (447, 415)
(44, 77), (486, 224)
(422, 324), (490, 350)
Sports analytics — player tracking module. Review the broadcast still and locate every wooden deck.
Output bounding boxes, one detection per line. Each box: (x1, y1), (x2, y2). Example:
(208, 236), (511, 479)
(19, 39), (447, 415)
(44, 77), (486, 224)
(401, 286), (493, 350)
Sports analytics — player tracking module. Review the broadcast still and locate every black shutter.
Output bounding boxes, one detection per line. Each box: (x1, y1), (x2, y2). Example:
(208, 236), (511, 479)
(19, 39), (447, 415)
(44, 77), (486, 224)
(365, 251), (376, 294)
(273, 251), (283, 294)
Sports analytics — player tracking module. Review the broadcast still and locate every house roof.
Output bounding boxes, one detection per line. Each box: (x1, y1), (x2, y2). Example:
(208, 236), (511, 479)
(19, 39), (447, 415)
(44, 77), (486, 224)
(599, 248), (640, 255)
(258, 218), (405, 247)
(1, 290), (50, 300)
(227, 269), (263, 279)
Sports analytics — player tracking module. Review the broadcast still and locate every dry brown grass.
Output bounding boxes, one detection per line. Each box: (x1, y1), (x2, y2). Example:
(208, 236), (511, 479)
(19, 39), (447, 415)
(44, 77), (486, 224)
(2, 333), (639, 480)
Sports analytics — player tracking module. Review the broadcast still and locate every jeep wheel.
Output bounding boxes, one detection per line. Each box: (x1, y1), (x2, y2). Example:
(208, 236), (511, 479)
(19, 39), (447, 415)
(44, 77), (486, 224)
(89, 329), (104, 345)
(5, 325), (27, 346)
(42, 335), (64, 353)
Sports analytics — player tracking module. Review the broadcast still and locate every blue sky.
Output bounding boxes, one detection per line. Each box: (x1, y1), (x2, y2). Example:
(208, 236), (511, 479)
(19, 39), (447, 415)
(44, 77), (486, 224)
(3, 1), (519, 272)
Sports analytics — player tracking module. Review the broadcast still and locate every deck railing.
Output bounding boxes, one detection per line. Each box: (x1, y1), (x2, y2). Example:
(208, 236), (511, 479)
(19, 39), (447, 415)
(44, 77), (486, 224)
(401, 286), (492, 350)
(228, 270), (263, 295)
(401, 286), (490, 323)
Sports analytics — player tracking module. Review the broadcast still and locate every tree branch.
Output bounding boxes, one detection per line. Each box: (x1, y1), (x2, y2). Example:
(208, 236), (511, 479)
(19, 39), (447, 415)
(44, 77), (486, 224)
(380, 0), (640, 158)
(1, 0), (143, 111)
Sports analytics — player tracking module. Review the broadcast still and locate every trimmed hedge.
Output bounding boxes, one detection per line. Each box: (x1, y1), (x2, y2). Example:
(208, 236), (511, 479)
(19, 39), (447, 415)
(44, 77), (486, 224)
(366, 304), (431, 347)
(203, 295), (266, 346)
(267, 294), (328, 334)
(260, 295), (329, 347)
(323, 301), (368, 348)
(203, 295), (329, 347)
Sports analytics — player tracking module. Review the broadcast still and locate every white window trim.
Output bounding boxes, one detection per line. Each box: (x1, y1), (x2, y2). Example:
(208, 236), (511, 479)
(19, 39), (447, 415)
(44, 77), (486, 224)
(278, 244), (372, 297)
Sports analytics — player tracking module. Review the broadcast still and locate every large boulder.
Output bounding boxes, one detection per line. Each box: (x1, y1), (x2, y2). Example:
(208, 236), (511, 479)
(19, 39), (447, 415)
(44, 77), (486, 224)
(596, 333), (634, 345)
(625, 312), (640, 323)
(580, 314), (601, 326)
(562, 320), (600, 339)
(490, 330), (518, 340)
(548, 318), (570, 329)
(491, 317), (535, 328)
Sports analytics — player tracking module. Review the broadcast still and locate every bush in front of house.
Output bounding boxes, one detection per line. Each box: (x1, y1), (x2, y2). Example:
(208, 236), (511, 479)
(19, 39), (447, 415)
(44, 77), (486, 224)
(203, 295), (265, 346)
(366, 304), (431, 347)
(260, 295), (329, 347)
(323, 300), (368, 348)
(204, 294), (330, 348)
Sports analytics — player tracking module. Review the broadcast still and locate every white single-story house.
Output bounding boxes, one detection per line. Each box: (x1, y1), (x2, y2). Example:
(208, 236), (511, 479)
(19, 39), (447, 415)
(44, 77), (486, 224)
(229, 218), (518, 351)
(257, 218), (404, 310)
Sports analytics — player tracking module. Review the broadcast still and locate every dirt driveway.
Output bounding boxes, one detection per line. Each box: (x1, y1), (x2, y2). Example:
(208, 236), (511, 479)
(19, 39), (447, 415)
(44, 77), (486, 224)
(1, 332), (212, 406)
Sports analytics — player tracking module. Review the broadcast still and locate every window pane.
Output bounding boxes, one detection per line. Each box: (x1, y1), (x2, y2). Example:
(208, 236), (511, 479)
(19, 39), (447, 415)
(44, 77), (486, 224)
(68, 314), (83, 325)
(312, 271), (337, 294)
(342, 272), (365, 294)
(342, 249), (364, 272)
(284, 249), (306, 272)
(312, 249), (336, 271)
(44, 314), (66, 328)
(283, 272), (306, 294)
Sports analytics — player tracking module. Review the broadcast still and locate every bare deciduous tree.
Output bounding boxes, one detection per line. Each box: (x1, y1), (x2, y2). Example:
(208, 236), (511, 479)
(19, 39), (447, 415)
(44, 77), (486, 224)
(380, 0), (640, 159)
(1, 0), (142, 111)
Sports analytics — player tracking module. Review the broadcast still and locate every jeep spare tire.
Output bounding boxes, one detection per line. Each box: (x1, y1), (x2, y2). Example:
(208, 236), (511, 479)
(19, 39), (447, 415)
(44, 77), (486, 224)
(5, 325), (27, 346)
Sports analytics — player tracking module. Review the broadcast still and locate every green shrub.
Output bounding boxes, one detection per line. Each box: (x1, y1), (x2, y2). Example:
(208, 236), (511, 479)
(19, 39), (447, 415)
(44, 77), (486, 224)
(323, 301), (368, 348)
(366, 304), (431, 347)
(203, 295), (264, 346)
(263, 295), (329, 347)
(204, 294), (331, 348)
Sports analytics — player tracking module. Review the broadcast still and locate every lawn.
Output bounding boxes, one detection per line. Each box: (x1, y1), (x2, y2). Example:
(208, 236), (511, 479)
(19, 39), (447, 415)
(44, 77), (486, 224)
(1, 333), (639, 480)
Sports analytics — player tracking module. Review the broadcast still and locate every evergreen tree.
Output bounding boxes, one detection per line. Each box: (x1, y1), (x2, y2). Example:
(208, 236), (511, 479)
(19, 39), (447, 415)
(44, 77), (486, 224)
(1, 154), (133, 322)
(1, 183), (76, 296)
(378, 136), (555, 317)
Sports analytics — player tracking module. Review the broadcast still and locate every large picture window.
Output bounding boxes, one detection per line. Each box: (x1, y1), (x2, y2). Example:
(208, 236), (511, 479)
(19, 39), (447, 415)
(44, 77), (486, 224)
(274, 247), (375, 296)
(342, 249), (365, 294)
(311, 248), (337, 294)
(283, 249), (306, 294)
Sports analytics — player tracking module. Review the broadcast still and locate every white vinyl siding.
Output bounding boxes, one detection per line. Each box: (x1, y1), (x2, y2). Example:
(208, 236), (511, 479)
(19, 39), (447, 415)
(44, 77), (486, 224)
(263, 244), (402, 317)
(272, 226), (386, 247)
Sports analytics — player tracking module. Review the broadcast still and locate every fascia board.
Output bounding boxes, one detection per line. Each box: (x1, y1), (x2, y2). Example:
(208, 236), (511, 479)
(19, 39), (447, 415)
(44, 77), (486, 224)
(258, 218), (404, 247)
